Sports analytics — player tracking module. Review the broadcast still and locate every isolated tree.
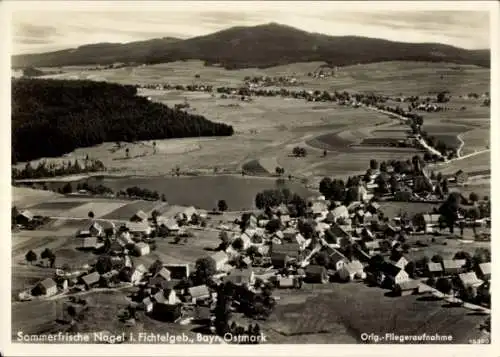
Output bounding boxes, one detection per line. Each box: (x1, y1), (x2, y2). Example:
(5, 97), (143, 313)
(217, 200), (228, 212)
(25, 250), (37, 265)
(88, 211), (95, 219)
(469, 192), (479, 204)
(431, 254), (443, 264)
(125, 147), (130, 158)
(41, 248), (54, 260)
(153, 141), (157, 154)
(323, 150), (327, 157)
(195, 257), (217, 285)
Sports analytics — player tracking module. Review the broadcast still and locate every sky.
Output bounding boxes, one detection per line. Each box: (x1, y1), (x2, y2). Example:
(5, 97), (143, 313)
(9, 2), (491, 55)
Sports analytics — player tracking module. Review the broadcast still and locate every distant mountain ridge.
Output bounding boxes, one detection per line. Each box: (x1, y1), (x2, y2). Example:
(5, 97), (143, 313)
(12, 23), (490, 69)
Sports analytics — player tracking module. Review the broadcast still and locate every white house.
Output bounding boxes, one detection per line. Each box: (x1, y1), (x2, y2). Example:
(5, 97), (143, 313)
(338, 260), (365, 282)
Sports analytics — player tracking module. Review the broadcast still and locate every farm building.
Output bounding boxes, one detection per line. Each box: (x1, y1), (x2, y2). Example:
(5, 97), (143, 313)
(457, 272), (483, 289)
(34, 278), (58, 297)
(130, 210), (148, 222)
(76, 230), (92, 238)
(426, 262), (444, 277)
(393, 279), (421, 296)
(476, 262), (491, 281)
(181, 206), (197, 222)
(422, 214), (441, 233)
(122, 264), (147, 285)
(16, 210), (34, 225)
(381, 263), (409, 288)
(155, 267), (172, 282)
(327, 205), (349, 223)
(271, 252), (290, 269)
(100, 270), (119, 287)
(224, 268), (255, 286)
(282, 227), (296, 240)
(210, 251), (229, 271)
(158, 217), (180, 233)
(117, 232), (134, 246)
(152, 303), (182, 322)
(125, 222), (152, 237)
(153, 289), (179, 305)
(305, 265), (328, 284)
(188, 285), (211, 304)
(442, 259), (467, 275)
(80, 272), (100, 290)
(390, 256), (409, 270)
(364, 241), (380, 256)
(307, 201), (328, 219)
(164, 264), (190, 279)
(272, 242), (301, 259)
(337, 260), (365, 282)
(134, 242), (150, 256)
(79, 236), (99, 250)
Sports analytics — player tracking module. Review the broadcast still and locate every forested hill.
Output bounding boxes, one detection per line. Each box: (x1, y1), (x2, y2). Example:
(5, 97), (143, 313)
(11, 78), (234, 163)
(12, 23), (490, 69)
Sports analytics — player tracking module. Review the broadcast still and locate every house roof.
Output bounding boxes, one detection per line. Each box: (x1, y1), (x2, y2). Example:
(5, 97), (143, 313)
(125, 221), (151, 233)
(158, 217), (179, 230)
(135, 264), (147, 274)
(19, 210), (34, 220)
(183, 206), (197, 217)
(188, 285), (210, 299)
(135, 242), (149, 250)
(382, 262), (403, 277)
(458, 272), (482, 287)
(210, 251), (229, 264)
(427, 262), (443, 272)
(81, 272), (100, 285)
(272, 242), (300, 257)
(142, 297), (153, 306)
(38, 278), (57, 290)
(89, 221), (103, 231)
(343, 260), (364, 274)
(82, 237), (98, 249)
(330, 224), (351, 239)
(153, 290), (167, 304)
(331, 205), (349, 219)
(478, 262), (491, 276)
(327, 248), (347, 265)
(365, 241), (380, 250)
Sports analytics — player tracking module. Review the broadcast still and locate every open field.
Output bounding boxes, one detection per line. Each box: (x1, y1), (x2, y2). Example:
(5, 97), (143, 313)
(101, 200), (159, 220)
(12, 299), (59, 337)
(435, 151), (490, 175)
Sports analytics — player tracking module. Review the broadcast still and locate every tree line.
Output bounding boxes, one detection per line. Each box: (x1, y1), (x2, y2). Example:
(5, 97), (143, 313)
(12, 78), (234, 163)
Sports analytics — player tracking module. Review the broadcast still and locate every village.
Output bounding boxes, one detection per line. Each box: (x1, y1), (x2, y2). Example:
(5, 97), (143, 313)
(12, 148), (491, 344)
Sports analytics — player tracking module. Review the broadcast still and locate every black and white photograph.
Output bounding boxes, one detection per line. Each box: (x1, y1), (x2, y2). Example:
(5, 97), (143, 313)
(2, 0), (498, 354)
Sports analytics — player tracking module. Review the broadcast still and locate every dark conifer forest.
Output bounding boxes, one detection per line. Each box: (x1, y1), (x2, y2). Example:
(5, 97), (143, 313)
(11, 78), (234, 163)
